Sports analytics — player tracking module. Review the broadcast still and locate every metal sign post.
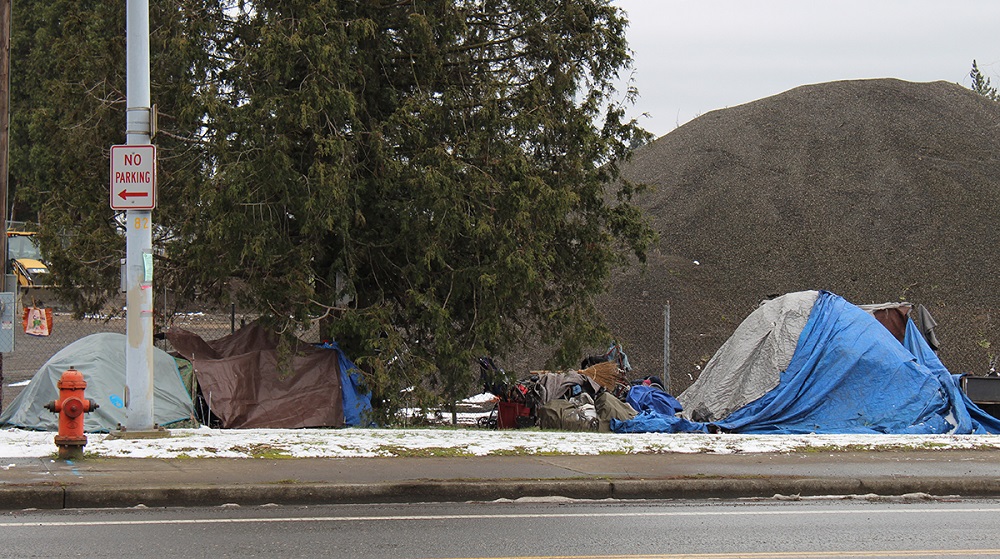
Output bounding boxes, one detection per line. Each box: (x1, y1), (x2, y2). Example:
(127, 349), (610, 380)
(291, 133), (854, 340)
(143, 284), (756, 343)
(121, 0), (155, 432)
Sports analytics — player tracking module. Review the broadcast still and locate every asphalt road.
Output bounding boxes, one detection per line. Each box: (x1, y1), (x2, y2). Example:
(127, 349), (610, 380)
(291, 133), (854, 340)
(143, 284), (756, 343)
(4, 498), (1000, 558)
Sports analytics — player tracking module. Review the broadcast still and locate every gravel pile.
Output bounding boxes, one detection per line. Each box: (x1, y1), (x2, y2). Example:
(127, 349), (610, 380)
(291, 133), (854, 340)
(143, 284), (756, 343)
(601, 78), (1000, 393)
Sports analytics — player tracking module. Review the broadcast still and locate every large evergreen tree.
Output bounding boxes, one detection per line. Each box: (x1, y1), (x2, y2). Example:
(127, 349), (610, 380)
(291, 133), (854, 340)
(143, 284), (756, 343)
(9, 0), (224, 311)
(12, 1), (652, 415)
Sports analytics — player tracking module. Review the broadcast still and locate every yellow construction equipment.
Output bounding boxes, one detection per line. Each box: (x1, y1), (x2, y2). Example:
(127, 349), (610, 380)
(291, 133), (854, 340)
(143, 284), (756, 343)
(6, 226), (51, 289)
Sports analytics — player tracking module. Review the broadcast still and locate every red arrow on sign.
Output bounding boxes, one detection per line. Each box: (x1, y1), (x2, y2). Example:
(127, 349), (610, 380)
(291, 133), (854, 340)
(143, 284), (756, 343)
(118, 189), (149, 200)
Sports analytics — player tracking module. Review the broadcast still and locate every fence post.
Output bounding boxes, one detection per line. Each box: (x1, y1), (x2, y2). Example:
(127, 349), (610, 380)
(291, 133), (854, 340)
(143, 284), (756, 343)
(663, 302), (671, 392)
(161, 282), (167, 349)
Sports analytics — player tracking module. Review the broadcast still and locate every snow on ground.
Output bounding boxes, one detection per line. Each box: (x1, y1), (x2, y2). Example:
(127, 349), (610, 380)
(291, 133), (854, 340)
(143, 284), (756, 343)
(5, 392), (1000, 459)
(4, 426), (1000, 459)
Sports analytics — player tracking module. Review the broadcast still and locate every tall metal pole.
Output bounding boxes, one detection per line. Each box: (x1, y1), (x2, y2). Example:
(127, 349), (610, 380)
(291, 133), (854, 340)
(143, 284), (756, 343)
(0, 0), (10, 412)
(124, 0), (154, 431)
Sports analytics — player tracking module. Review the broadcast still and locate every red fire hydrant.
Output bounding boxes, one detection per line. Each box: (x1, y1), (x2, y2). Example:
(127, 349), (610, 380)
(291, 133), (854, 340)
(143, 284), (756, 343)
(44, 368), (99, 460)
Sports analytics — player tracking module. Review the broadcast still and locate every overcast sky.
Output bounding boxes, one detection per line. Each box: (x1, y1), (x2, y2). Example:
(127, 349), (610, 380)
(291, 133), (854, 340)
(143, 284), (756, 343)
(613, 0), (1000, 138)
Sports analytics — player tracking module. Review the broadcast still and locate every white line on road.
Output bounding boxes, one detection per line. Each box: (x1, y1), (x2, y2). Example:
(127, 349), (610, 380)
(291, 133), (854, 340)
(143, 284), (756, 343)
(3, 506), (1000, 528)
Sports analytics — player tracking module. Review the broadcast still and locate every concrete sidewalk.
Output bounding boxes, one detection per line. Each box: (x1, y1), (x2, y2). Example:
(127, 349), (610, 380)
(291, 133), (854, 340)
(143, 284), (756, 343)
(3, 450), (1000, 510)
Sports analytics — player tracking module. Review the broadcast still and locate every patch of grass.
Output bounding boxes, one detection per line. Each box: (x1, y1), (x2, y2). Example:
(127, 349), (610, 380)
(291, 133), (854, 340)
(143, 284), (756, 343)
(231, 444), (293, 459)
(487, 447), (566, 457)
(597, 449), (632, 456)
(800, 444), (874, 453)
(800, 441), (964, 453)
(377, 445), (474, 458)
(488, 447), (532, 456)
(913, 442), (950, 450)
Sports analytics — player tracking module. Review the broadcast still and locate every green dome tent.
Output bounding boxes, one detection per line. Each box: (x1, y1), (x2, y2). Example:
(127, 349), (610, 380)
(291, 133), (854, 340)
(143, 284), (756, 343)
(0, 333), (195, 432)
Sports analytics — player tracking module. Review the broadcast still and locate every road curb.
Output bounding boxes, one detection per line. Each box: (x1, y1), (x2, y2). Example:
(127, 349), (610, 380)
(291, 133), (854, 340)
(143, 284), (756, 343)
(0, 486), (65, 510)
(5, 477), (1000, 510)
(57, 480), (617, 509)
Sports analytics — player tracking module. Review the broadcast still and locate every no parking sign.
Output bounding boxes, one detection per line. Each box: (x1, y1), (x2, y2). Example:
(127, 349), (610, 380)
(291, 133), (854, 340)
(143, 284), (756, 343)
(110, 144), (156, 210)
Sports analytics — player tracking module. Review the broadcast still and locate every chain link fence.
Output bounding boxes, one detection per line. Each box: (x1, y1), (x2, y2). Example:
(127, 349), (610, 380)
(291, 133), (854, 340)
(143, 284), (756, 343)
(597, 296), (751, 398)
(0, 292), (260, 413)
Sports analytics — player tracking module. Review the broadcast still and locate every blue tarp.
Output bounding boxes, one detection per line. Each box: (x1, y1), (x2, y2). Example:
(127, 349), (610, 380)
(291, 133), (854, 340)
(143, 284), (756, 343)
(902, 319), (1000, 433)
(613, 385), (708, 434)
(612, 291), (1000, 434)
(318, 340), (373, 427)
(627, 384), (683, 416)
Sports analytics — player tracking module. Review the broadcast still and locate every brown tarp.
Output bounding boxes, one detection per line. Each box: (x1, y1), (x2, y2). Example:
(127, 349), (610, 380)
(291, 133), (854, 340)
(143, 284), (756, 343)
(166, 322), (343, 429)
(859, 302), (912, 344)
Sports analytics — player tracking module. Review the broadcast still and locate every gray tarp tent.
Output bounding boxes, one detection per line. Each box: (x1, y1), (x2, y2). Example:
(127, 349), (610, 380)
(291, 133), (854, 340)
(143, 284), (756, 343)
(616, 290), (1000, 434)
(679, 290), (818, 423)
(0, 333), (195, 432)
